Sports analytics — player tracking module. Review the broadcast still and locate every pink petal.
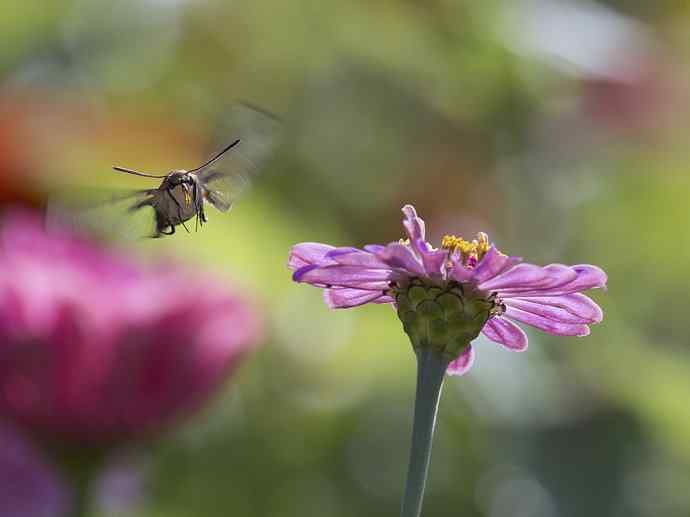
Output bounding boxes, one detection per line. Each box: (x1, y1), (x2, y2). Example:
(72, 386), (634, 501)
(364, 244), (385, 253)
(327, 250), (390, 269)
(473, 246), (522, 283)
(324, 288), (387, 308)
(414, 239), (447, 276)
(449, 259), (475, 282)
(503, 298), (595, 324)
(481, 317), (528, 351)
(376, 243), (427, 276)
(509, 293), (603, 323)
(499, 264), (607, 297)
(293, 265), (393, 289)
(478, 263), (550, 291)
(402, 205), (425, 241)
(288, 243), (335, 270)
(446, 345), (475, 376)
(504, 307), (590, 336)
(498, 264), (577, 294)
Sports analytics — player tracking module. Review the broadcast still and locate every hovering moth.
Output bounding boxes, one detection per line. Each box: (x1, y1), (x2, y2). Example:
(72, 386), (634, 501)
(50, 105), (279, 239)
(112, 139), (244, 237)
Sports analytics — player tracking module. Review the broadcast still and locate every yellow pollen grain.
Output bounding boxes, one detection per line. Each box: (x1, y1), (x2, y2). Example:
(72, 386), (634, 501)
(442, 232), (492, 264)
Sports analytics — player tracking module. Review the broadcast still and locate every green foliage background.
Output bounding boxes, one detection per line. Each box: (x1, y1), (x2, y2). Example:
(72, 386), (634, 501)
(2, 0), (689, 515)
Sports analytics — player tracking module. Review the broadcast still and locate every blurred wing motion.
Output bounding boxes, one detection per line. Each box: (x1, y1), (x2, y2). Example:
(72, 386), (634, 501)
(197, 104), (281, 213)
(47, 187), (158, 240)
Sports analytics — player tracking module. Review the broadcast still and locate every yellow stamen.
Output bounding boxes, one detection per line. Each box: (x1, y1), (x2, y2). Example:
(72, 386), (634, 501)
(441, 232), (492, 266)
(399, 238), (410, 246)
(477, 232), (490, 257)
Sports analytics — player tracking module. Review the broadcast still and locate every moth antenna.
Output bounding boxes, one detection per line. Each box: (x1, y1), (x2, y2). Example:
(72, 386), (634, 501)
(112, 166), (168, 179)
(187, 139), (241, 173)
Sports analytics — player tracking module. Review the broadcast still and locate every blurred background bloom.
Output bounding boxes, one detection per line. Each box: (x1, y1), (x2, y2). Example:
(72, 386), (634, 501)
(1, 0), (689, 516)
(0, 211), (261, 444)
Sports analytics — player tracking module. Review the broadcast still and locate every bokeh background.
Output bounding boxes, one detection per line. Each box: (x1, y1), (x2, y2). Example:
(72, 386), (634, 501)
(1, 0), (689, 516)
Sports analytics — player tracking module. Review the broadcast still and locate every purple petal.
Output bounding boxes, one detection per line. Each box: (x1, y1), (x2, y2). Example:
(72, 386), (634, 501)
(325, 247), (363, 258)
(327, 250), (390, 269)
(402, 205), (426, 241)
(504, 307), (590, 336)
(446, 345), (475, 376)
(508, 293), (603, 323)
(478, 263), (550, 291)
(364, 244), (385, 253)
(414, 239), (447, 276)
(503, 298), (593, 324)
(498, 264), (608, 297)
(293, 265), (393, 289)
(324, 288), (387, 308)
(481, 317), (528, 351)
(473, 246), (522, 284)
(498, 264), (577, 294)
(288, 243), (335, 271)
(449, 259), (475, 282)
(376, 243), (426, 276)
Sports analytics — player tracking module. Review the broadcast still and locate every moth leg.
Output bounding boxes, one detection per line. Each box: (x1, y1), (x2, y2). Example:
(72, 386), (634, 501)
(166, 188), (190, 233)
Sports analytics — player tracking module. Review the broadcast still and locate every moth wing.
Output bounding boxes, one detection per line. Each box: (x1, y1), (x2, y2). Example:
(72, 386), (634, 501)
(196, 104), (280, 213)
(46, 186), (159, 240)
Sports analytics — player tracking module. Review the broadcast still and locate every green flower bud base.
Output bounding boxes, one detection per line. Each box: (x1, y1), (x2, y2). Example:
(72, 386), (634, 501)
(394, 279), (494, 360)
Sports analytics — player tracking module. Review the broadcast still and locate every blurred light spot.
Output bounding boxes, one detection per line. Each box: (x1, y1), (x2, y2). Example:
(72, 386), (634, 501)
(454, 335), (595, 429)
(95, 455), (146, 516)
(503, 0), (651, 81)
(476, 464), (557, 517)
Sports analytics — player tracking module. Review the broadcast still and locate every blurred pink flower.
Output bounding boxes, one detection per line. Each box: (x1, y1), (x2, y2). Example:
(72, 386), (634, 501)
(0, 211), (262, 444)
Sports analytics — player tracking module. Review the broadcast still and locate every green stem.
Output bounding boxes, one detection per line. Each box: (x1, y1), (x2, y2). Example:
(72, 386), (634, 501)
(48, 445), (108, 517)
(400, 349), (450, 517)
(70, 473), (92, 517)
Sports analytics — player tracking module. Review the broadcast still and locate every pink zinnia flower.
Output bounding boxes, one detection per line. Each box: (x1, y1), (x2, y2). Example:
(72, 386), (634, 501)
(0, 211), (262, 444)
(289, 204), (606, 375)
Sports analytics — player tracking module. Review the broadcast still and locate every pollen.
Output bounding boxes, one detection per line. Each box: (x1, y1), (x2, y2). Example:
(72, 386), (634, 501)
(441, 232), (491, 267)
(184, 190), (192, 207)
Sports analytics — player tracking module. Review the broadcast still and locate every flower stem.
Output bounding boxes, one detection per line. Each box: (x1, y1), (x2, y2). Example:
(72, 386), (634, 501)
(70, 474), (92, 517)
(400, 348), (450, 517)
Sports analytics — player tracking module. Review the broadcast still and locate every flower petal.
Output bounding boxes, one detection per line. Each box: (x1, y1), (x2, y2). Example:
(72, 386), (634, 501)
(324, 288), (387, 308)
(499, 264), (608, 297)
(473, 246), (522, 283)
(498, 264), (577, 294)
(504, 307), (590, 336)
(503, 298), (594, 324)
(326, 250), (390, 269)
(293, 265), (393, 289)
(325, 247), (362, 258)
(288, 243), (335, 271)
(449, 258), (475, 282)
(478, 263), (550, 291)
(402, 204), (425, 241)
(446, 345), (475, 376)
(376, 243), (426, 276)
(414, 239), (447, 276)
(481, 317), (528, 351)
(509, 293), (603, 323)
(363, 244), (385, 253)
